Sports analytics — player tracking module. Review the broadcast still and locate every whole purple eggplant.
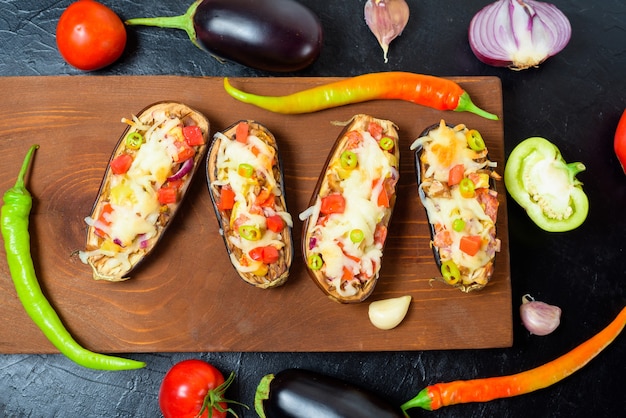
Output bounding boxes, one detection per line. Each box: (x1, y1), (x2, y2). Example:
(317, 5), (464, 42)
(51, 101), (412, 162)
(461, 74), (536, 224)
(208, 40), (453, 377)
(126, 0), (323, 72)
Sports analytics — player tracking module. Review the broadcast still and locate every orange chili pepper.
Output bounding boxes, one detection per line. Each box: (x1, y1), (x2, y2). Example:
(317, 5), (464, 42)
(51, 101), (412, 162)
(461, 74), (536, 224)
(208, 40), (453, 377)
(224, 72), (499, 120)
(401, 306), (626, 415)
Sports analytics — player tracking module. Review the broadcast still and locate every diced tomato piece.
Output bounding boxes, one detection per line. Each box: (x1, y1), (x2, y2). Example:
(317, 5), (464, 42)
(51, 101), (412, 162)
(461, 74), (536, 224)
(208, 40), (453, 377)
(320, 193), (346, 215)
(110, 154), (133, 175)
(374, 224), (388, 246)
(341, 266), (353, 282)
(448, 164), (465, 186)
(249, 246), (279, 264)
(266, 214), (285, 233)
(235, 121), (249, 143)
(344, 130), (363, 149)
(248, 247), (264, 261)
(95, 202), (113, 238)
(460, 235), (482, 256)
(174, 141), (196, 162)
(373, 178), (392, 208)
(261, 246), (279, 264)
(157, 186), (178, 204)
(367, 122), (383, 140)
(218, 187), (235, 211)
(433, 229), (453, 248)
(254, 188), (274, 207)
(182, 125), (204, 146)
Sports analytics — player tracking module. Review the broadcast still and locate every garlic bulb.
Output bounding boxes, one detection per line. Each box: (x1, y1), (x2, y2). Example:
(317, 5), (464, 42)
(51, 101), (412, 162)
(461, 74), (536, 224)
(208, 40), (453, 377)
(364, 0), (410, 63)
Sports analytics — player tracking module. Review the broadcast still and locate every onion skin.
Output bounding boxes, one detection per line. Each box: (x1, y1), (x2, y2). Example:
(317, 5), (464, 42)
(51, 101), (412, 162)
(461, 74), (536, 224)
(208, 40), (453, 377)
(520, 294), (562, 336)
(468, 0), (572, 70)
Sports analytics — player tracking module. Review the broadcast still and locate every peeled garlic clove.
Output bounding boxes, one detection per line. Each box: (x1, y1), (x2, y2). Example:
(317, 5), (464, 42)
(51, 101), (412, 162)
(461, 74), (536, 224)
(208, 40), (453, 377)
(364, 0), (410, 63)
(520, 294), (562, 336)
(368, 295), (412, 330)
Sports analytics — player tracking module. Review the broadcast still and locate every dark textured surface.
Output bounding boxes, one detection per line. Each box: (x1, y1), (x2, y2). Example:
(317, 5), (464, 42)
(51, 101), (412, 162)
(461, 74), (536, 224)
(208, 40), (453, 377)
(1, 0), (625, 417)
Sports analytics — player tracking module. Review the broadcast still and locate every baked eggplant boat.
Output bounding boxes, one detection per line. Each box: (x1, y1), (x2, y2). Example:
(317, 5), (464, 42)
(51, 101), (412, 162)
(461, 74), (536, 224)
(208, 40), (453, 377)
(410, 120), (500, 292)
(207, 120), (293, 288)
(299, 114), (400, 303)
(79, 102), (210, 281)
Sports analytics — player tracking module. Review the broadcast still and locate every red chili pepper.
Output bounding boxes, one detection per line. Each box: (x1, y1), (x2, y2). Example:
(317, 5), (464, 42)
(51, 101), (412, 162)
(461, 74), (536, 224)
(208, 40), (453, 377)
(401, 306), (626, 415)
(224, 72), (499, 120)
(613, 109), (626, 174)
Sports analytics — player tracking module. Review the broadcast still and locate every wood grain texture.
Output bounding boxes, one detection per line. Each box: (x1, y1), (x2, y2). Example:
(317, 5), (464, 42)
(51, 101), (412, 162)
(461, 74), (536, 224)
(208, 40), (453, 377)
(0, 75), (511, 353)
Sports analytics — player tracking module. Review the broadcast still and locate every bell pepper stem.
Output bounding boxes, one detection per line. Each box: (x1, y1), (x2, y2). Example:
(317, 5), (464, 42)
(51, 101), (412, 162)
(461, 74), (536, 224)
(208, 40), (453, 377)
(400, 387), (433, 415)
(456, 92), (499, 120)
(125, 0), (202, 49)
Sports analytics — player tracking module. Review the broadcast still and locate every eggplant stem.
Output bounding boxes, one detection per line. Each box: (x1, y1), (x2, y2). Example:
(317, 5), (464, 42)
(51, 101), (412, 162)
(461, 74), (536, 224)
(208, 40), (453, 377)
(125, 0), (202, 50)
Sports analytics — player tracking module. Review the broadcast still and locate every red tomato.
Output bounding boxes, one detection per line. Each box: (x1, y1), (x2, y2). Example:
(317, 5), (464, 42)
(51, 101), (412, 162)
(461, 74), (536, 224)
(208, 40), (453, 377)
(159, 359), (236, 418)
(266, 214), (285, 233)
(183, 125), (205, 147)
(320, 193), (346, 214)
(157, 186), (178, 205)
(448, 164), (465, 186)
(110, 154), (133, 175)
(249, 246), (280, 264)
(218, 187), (236, 211)
(56, 0), (127, 71)
(235, 121), (249, 143)
(614, 109), (626, 174)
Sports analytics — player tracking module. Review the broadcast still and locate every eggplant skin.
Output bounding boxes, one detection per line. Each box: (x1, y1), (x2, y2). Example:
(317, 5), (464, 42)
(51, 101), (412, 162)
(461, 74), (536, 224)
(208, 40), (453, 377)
(194, 0), (323, 72)
(255, 369), (404, 418)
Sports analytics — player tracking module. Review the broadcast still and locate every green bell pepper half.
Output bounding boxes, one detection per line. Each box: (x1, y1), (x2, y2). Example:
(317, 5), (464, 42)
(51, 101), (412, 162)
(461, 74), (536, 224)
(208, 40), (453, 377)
(504, 137), (588, 232)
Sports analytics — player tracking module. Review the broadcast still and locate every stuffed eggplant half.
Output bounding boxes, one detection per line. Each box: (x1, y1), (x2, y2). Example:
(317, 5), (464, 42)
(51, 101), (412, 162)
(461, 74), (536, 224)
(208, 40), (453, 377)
(299, 114), (400, 303)
(79, 102), (210, 281)
(207, 120), (293, 288)
(410, 120), (500, 292)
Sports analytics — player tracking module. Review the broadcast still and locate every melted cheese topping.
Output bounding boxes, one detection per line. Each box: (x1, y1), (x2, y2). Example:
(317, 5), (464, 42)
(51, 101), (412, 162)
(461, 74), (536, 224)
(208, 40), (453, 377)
(300, 127), (398, 298)
(212, 127), (293, 276)
(79, 110), (199, 277)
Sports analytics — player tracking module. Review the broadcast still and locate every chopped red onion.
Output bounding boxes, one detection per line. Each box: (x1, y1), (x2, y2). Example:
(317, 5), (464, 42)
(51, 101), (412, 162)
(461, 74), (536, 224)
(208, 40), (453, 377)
(468, 0), (571, 70)
(167, 158), (194, 182)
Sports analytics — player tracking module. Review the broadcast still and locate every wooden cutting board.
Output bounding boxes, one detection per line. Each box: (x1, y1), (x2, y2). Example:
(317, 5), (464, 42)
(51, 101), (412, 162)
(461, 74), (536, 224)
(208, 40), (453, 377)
(0, 75), (511, 354)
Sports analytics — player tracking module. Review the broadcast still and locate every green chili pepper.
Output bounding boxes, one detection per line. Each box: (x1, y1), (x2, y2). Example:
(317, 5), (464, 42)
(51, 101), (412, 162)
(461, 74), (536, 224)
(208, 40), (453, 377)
(466, 129), (485, 151)
(379, 136), (395, 151)
(238, 163), (255, 178)
(452, 218), (466, 232)
(308, 254), (323, 270)
(125, 132), (144, 150)
(440, 260), (461, 285)
(504, 137), (588, 232)
(0, 145), (145, 370)
(458, 178), (475, 198)
(239, 224), (262, 241)
(224, 72), (499, 120)
(349, 229), (365, 243)
(340, 150), (358, 170)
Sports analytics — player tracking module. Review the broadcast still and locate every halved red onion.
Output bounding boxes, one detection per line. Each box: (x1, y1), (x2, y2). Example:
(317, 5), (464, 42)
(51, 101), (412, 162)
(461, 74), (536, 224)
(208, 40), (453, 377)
(167, 157), (194, 182)
(468, 0), (571, 70)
